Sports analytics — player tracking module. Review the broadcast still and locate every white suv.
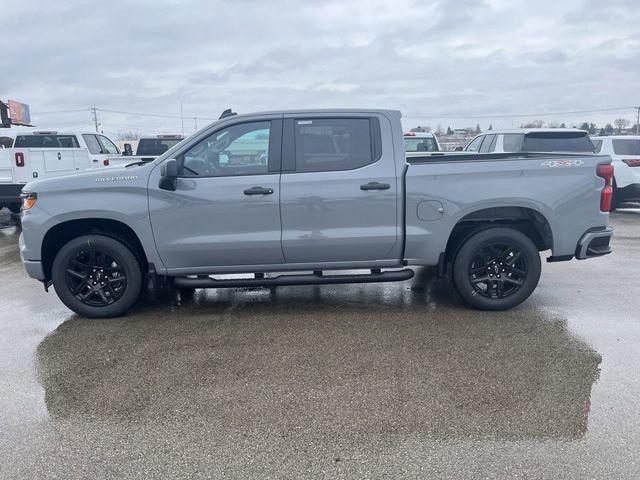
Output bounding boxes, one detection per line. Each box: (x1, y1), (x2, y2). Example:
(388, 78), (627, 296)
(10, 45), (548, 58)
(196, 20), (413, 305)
(591, 136), (640, 209)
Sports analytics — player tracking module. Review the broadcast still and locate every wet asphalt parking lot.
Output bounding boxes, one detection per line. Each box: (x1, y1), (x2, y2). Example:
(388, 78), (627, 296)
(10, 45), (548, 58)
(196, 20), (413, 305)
(0, 208), (639, 479)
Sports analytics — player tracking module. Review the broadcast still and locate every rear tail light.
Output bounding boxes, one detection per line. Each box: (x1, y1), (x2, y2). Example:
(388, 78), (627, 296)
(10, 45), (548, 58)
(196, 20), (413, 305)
(15, 152), (24, 167)
(622, 159), (640, 167)
(596, 163), (614, 212)
(404, 132), (416, 137)
(103, 159), (109, 166)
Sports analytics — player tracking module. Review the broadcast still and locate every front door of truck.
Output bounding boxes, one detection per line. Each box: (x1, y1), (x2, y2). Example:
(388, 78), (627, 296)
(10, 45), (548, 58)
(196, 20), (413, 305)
(279, 114), (400, 264)
(148, 117), (284, 271)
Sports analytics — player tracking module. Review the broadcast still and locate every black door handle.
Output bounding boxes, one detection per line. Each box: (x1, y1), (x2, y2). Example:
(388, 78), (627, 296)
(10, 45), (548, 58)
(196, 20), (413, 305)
(243, 186), (274, 195)
(360, 182), (390, 191)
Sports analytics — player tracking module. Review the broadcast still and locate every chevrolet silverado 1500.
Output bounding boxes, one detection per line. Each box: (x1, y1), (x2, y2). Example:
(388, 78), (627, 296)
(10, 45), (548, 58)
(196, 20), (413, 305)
(19, 109), (614, 318)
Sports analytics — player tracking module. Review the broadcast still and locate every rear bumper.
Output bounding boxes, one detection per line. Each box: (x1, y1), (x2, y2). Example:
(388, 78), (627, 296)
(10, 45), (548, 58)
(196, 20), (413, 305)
(575, 227), (613, 260)
(0, 183), (25, 205)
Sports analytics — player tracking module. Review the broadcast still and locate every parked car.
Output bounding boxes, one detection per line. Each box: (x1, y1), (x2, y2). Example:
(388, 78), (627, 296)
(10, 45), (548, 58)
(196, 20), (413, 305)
(404, 131), (440, 155)
(591, 136), (640, 209)
(19, 109), (613, 318)
(109, 134), (185, 167)
(1, 131), (117, 212)
(460, 129), (595, 154)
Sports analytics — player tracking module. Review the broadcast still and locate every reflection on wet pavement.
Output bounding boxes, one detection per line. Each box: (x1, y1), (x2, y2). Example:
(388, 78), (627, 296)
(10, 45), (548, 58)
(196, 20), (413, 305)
(36, 284), (601, 442)
(1, 207), (640, 478)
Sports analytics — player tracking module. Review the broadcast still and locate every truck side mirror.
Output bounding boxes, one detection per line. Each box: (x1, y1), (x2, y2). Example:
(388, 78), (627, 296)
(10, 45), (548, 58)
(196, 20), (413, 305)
(123, 143), (133, 156)
(159, 158), (178, 191)
(454, 146), (463, 151)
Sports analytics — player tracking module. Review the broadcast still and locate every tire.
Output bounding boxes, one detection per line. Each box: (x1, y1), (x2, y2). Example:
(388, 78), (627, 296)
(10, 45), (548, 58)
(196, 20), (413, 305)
(52, 234), (143, 318)
(452, 227), (541, 311)
(8, 204), (21, 214)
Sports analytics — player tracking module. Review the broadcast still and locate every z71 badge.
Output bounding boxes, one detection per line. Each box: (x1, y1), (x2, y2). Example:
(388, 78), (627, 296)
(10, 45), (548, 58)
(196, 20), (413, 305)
(541, 159), (584, 168)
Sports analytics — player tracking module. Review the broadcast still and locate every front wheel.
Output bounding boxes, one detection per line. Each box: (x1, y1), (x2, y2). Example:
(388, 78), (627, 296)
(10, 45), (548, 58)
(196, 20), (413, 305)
(452, 227), (541, 311)
(52, 235), (143, 318)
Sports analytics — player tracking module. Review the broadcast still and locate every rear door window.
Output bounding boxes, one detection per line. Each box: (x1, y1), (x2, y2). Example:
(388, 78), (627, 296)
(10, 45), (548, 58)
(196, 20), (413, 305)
(479, 134), (496, 153)
(292, 118), (379, 172)
(502, 134), (523, 152)
(523, 132), (594, 152)
(612, 139), (640, 155)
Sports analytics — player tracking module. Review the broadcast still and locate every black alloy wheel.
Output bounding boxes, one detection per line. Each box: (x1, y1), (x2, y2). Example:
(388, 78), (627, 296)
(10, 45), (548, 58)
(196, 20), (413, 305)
(65, 249), (128, 307)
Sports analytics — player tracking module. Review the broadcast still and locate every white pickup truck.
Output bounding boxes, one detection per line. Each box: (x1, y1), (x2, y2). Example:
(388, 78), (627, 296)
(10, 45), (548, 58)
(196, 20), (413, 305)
(109, 134), (185, 167)
(0, 131), (119, 212)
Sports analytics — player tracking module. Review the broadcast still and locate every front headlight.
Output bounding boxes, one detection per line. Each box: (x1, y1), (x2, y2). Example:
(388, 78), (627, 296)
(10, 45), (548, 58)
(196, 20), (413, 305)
(20, 192), (37, 211)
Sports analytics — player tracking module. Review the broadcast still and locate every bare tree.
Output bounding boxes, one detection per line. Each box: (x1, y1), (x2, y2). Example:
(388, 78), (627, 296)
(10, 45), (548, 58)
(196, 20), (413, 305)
(116, 131), (142, 141)
(613, 118), (629, 134)
(520, 120), (545, 128)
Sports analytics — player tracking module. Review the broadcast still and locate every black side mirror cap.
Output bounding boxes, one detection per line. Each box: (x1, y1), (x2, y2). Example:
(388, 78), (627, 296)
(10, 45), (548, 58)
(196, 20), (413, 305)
(454, 146), (463, 151)
(159, 158), (178, 191)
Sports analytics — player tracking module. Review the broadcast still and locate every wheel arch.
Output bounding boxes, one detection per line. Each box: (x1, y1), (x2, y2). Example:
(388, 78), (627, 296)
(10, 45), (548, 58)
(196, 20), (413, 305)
(443, 206), (553, 265)
(41, 218), (148, 281)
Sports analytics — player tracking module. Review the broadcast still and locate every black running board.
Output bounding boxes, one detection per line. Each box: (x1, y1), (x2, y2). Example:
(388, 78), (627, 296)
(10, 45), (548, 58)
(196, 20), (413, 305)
(172, 269), (414, 289)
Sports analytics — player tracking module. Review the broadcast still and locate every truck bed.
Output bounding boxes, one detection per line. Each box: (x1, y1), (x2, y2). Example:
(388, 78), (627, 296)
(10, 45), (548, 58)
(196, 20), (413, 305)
(403, 152), (611, 265)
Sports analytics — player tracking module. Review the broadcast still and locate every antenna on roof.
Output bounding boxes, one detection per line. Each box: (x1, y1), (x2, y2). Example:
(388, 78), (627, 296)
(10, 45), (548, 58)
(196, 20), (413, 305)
(219, 108), (237, 119)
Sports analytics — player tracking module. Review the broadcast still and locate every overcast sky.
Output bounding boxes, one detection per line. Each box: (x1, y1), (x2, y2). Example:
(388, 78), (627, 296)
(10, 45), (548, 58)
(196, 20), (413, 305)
(2, 0), (639, 136)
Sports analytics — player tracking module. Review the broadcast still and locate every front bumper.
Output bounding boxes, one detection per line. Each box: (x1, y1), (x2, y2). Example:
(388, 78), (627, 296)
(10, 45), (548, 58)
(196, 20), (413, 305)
(19, 233), (46, 281)
(575, 227), (613, 260)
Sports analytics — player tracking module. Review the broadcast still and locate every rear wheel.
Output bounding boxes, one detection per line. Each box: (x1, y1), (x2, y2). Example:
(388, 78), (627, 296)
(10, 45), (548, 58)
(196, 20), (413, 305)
(452, 227), (541, 311)
(52, 235), (143, 318)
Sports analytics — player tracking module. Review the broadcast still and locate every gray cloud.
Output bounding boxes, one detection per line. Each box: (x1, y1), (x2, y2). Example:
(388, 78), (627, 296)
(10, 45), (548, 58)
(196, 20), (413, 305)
(2, 0), (639, 134)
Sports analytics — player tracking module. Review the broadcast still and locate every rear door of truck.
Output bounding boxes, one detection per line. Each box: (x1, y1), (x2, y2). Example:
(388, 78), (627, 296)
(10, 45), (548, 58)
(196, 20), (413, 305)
(279, 113), (401, 264)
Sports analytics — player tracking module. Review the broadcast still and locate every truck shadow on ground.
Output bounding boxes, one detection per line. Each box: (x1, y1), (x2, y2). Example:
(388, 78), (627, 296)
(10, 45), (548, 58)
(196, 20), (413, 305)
(35, 267), (602, 442)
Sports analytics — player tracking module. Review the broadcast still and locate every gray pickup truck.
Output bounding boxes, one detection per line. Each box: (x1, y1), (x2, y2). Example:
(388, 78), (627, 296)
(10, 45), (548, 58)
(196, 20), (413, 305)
(18, 109), (614, 318)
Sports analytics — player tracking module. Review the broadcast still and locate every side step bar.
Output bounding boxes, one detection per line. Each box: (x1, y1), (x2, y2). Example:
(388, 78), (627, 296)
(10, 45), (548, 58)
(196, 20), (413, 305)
(172, 269), (414, 289)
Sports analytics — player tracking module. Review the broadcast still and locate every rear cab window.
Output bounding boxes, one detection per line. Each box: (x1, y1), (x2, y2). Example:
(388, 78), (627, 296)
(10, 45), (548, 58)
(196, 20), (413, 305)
(404, 136), (439, 152)
(137, 138), (183, 156)
(523, 132), (594, 153)
(14, 134), (80, 148)
(289, 117), (381, 172)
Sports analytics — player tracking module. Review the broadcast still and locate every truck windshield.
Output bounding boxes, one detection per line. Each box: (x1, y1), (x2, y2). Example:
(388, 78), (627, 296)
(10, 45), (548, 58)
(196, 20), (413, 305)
(136, 138), (183, 156)
(405, 137), (439, 152)
(612, 139), (640, 155)
(14, 135), (79, 148)
(523, 132), (594, 153)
